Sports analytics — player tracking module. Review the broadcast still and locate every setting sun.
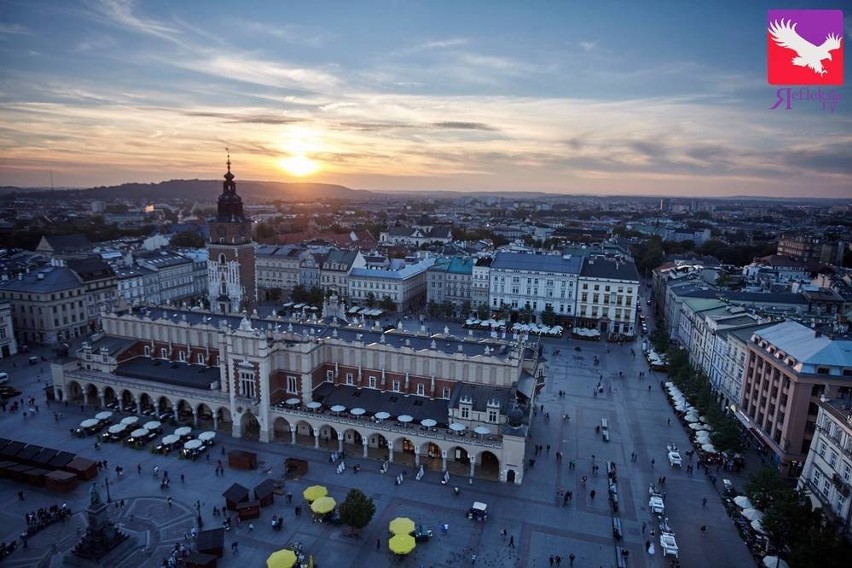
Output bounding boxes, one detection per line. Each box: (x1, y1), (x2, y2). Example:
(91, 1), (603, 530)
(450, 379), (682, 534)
(278, 154), (319, 177)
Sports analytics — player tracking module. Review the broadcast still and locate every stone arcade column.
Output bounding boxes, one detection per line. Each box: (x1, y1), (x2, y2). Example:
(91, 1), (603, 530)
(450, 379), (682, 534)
(313, 428), (320, 449)
(414, 448), (421, 467)
(97, 390), (105, 409)
(290, 425), (297, 445)
(469, 460), (476, 479)
(387, 442), (394, 463)
(212, 413), (219, 431)
(441, 451), (448, 472)
(362, 437), (369, 458)
(192, 408), (199, 427)
(173, 406), (180, 424)
(337, 433), (344, 453)
(134, 395), (141, 414)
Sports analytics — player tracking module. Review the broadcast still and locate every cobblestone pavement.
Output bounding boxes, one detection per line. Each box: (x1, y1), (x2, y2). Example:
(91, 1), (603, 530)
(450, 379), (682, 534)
(0, 314), (756, 567)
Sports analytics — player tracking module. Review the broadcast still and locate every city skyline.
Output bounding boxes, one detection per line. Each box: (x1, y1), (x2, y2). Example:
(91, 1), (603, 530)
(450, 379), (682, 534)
(0, 0), (850, 198)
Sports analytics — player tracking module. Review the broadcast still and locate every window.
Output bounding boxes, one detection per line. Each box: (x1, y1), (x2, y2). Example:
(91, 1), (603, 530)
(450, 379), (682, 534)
(178, 351), (186, 362)
(416, 383), (425, 396)
(346, 372), (354, 386)
(392, 380), (400, 392)
(144, 346), (151, 356)
(287, 375), (297, 393)
(488, 409), (497, 422)
(239, 371), (256, 399)
(461, 406), (470, 419)
(197, 354), (205, 365)
(442, 387), (451, 399)
(822, 478), (831, 496)
(369, 376), (377, 388)
(326, 370), (334, 382)
(829, 451), (838, 468)
(813, 468), (822, 486)
(819, 441), (827, 457)
(160, 348), (167, 359)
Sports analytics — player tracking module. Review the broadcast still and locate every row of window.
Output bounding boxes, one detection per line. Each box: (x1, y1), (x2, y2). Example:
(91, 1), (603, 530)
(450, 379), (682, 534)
(325, 369), (452, 399)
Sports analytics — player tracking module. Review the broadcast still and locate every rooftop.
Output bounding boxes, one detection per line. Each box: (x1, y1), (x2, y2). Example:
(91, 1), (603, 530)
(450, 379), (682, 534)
(753, 320), (852, 368)
(491, 251), (583, 274)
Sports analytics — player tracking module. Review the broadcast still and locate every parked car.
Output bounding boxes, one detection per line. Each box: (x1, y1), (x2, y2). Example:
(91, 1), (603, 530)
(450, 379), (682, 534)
(467, 501), (488, 521)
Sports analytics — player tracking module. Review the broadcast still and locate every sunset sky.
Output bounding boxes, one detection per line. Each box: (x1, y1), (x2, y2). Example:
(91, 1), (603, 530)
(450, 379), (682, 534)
(1, 0), (850, 197)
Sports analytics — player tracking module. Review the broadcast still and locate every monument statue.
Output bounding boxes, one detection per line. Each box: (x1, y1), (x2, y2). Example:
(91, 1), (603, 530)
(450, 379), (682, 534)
(89, 483), (102, 507)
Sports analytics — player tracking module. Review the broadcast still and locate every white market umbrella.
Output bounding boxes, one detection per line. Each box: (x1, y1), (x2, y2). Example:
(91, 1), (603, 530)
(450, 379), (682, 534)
(701, 443), (717, 453)
(144, 420), (161, 431)
(161, 434), (180, 445)
(120, 416), (139, 426)
(306, 402), (322, 410)
(752, 518), (767, 534)
(198, 431), (216, 443)
(742, 508), (764, 522)
(331, 405), (346, 413)
(449, 423), (466, 432)
(685, 415), (699, 424)
(107, 424), (126, 434)
(174, 426), (192, 437)
(474, 426), (491, 435)
(350, 408), (366, 416)
(762, 556), (788, 568)
(375, 411), (391, 420)
(95, 411), (113, 421)
(734, 496), (754, 509)
(80, 419), (99, 429)
(689, 422), (708, 430)
(184, 439), (203, 450)
(421, 418), (437, 428)
(398, 415), (414, 423)
(130, 428), (149, 438)
(285, 397), (301, 405)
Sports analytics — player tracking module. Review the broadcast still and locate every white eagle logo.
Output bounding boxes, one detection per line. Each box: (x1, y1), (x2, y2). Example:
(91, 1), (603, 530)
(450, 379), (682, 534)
(768, 18), (842, 76)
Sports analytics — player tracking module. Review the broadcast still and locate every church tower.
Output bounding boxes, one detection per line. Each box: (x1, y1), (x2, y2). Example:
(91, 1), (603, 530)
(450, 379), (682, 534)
(207, 154), (256, 313)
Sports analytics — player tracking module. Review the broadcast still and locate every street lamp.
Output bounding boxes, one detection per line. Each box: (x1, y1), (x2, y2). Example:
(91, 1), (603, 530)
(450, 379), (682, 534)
(104, 477), (112, 503)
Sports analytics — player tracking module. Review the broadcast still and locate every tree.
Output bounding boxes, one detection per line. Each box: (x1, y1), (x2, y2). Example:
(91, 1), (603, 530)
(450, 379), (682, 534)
(440, 300), (454, 318)
(540, 305), (557, 327)
(476, 303), (490, 320)
(379, 295), (396, 311)
(427, 300), (441, 317)
(338, 488), (376, 537)
(290, 284), (308, 303)
(520, 304), (534, 324)
(365, 292), (376, 308)
(169, 230), (205, 248)
(461, 300), (472, 319)
(254, 222), (276, 243)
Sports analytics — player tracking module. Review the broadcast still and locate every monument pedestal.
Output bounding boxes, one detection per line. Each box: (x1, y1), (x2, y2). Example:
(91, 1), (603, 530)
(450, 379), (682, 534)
(63, 485), (137, 566)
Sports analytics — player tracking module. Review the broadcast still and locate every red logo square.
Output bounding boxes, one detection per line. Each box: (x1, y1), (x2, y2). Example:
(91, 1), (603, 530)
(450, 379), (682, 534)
(768, 9), (843, 85)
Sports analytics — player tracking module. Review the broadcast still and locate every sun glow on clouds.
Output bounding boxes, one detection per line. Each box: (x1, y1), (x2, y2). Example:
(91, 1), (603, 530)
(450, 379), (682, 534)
(276, 127), (322, 177)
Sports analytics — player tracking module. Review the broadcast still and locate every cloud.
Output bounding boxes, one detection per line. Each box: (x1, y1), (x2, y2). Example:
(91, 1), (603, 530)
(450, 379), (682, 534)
(414, 38), (468, 50)
(579, 41), (597, 52)
(182, 110), (309, 125)
(432, 121), (496, 131)
(92, 0), (184, 46)
(231, 20), (328, 47)
(0, 23), (32, 35)
(187, 54), (342, 92)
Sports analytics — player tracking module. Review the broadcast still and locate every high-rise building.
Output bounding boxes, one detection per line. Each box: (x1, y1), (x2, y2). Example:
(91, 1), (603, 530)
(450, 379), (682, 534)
(207, 156), (256, 313)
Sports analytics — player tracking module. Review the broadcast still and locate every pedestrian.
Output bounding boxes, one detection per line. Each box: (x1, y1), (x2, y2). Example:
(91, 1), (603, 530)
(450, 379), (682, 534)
(377, 538), (380, 550)
(248, 522), (254, 532)
(590, 489), (596, 500)
(508, 535), (515, 548)
(642, 521), (646, 533)
(17, 490), (24, 500)
(700, 525), (706, 535)
(651, 458), (655, 468)
(550, 555), (554, 567)
(667, 418), (671, 426)
(181, 474), (185, 484)
(555, 556), (561, 566)
(569, 553), (575, 565)
(471, 553), (477, 565)
(500, 528), (507, 540)
(167, 497), (173, 508)
(702, 497), (707, 507)
(137, 463), (142, 475)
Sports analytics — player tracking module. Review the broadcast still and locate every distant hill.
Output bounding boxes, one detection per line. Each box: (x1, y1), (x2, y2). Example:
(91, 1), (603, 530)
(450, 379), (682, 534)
(1, 180), (370, 202)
